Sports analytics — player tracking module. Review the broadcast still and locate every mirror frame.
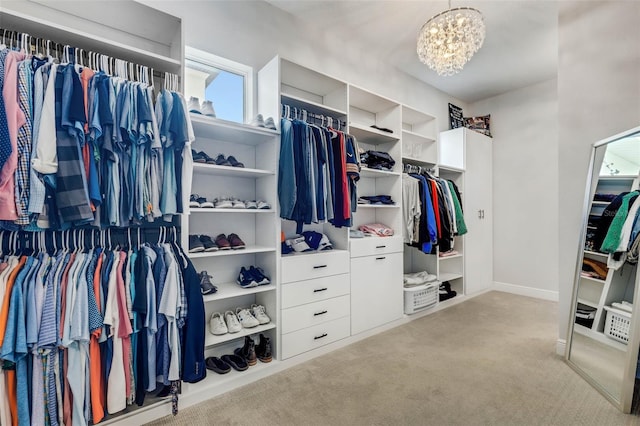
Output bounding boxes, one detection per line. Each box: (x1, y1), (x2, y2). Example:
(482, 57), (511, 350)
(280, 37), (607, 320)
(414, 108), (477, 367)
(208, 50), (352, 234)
(565, 125), (640, 413)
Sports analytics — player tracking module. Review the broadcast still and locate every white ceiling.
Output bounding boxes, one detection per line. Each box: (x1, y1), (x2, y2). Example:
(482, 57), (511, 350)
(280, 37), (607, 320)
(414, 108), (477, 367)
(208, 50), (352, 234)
(266, 1), (558, 103)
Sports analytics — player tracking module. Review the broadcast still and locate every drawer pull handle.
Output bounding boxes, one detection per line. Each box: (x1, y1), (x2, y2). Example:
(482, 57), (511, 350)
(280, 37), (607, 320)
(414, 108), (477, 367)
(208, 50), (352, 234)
(314, 310), (328, 316)
(314, 333), (328, 340)
(376, 245), (386, 248)
(375, 256), (386, 260)
(313, 265), (328, 269)
(313, 288), (328, 293)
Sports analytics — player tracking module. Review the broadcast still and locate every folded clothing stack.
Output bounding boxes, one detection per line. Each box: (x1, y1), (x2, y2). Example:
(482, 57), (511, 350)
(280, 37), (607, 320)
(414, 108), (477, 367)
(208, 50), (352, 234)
(357, 195), (395, 205)
(282, 230), (333, 254)
(360, 150), (395, 171)
(575, 302), (597, 328)
(581, 258), (608, 280)
(359, 223), (394, 237)
(403, 271), (438, 288)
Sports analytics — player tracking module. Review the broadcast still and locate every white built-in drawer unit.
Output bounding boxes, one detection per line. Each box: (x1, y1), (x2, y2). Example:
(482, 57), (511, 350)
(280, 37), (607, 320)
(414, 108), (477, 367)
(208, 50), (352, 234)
(281, 274), (350, 309)
(349, 236), (404, 258)
(351, 252), (403, 335)
(281, 316), (351, 359)
(281, 295), (351, 334)
(281, 250), (350, 283)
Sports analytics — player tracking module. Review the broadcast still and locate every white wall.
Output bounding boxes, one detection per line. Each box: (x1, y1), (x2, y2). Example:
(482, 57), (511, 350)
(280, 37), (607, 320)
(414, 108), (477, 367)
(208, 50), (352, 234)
(469, 79), (559, 301)
(558, 1), (640, 345)
(139, 0), (468, 130)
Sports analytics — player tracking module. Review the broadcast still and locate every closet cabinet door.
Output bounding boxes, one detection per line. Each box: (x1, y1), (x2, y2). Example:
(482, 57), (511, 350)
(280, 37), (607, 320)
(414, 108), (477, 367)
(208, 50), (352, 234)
(464, 130), (493, 295)
(351, 253), (403, 334)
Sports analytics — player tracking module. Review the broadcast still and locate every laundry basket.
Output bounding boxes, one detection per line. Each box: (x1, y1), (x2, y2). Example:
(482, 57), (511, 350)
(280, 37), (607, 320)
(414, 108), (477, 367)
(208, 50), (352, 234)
(404, 282), (438, 314)
(603, 306), (631, 344)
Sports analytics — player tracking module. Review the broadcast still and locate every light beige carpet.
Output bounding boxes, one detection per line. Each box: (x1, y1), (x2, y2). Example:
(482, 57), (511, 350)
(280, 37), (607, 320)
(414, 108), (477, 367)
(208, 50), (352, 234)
(149, 291), (640, 425)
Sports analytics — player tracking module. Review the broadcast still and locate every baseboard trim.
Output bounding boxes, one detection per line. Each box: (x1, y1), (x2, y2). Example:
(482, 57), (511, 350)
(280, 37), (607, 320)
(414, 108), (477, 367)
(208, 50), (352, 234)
(556, 338), (567, 357)
(493, 281), (559, 302)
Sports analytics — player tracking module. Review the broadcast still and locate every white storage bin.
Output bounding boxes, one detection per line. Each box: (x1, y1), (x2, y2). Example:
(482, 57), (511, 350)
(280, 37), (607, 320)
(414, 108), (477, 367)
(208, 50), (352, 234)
(604, 306), (631, 344)
(404, 282), (438, 314)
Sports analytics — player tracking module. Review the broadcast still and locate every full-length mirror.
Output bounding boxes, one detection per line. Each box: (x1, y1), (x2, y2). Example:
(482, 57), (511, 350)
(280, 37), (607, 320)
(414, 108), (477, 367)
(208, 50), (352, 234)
(566, 127), (640, 412)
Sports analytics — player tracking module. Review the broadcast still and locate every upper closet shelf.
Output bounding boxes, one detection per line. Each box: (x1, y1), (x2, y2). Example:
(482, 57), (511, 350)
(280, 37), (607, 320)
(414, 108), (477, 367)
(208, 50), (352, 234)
(438, 165), (464, 174)
(190, 114), (279, 146)
(402, 156), (436, 168)
(402, 130), (435, 144)
(360, 168), (400, 178)
(191, 163), (274, 178)
(281, 94), (347, 118)
(349, 123), (399, 144)
(0, 7), (182, 73)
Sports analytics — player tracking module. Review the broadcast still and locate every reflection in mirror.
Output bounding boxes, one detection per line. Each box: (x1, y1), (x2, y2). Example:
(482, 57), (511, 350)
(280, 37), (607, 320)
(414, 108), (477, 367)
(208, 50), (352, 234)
(567, 127), (640, 413)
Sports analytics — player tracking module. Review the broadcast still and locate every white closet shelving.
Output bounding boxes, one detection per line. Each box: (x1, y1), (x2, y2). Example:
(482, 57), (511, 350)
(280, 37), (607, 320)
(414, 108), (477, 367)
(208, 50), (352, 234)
(403, 127), (492, 312)
(258, 56), (352, 359)
(348, 85), (404, 335)
(183, 114), (281, 373)
(574, 174), (639, 351)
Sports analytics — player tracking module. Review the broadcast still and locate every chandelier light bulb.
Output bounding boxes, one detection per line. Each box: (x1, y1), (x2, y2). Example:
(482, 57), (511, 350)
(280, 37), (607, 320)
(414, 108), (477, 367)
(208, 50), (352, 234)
(417, 6), (486, 76)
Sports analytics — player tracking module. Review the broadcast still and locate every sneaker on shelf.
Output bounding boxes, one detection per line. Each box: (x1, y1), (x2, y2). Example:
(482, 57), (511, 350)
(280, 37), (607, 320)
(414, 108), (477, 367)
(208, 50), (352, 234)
(245, 200), (258, 209)
(249, 266), (270, 285)
(199, 235), (219, 252)
(188, 96), (201, 114)
(214, 198), (234, 209)
(231, 198), (246, 209)
(215, 234), (232, 250)
(224, 310), (242, 333)
(256, 333), (273, 363)
(188, 235), (205, 253)
(197, 196), (214, 208)
(199, 271), (217, 295)
(201, 100), (216, 117)
(195, 150), (216, 164)
(236, 307), (260, 328)
(250, 304), (271, 325)
(209, 312), (227, 335)
(226, 155), (244, 168)
(257, 200), (271, 210)
(264, 116), (277, 130)
(191, 150), (207, 163)
(189, 194), (201, 208)
(214, 154), (231, 166)
(228, 233), (246, 250)
(237, 266), (258, 288)
(233, 336), (257, 366)
(249, 114), (265, 128)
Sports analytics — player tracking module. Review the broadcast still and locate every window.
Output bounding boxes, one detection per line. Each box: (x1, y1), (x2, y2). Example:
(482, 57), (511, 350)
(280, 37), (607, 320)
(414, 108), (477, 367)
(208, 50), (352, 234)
(185, 46), (253, 124)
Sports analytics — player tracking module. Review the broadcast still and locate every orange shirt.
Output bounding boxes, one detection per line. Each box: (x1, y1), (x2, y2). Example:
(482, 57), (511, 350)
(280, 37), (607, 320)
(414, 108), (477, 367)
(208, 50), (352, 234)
(0, 257), (27, 347)
(90, 252), (105, 423)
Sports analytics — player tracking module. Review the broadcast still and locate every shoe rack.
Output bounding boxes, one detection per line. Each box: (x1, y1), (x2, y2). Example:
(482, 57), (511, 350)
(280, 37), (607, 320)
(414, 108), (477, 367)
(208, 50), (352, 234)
(183, 114), (281, 374)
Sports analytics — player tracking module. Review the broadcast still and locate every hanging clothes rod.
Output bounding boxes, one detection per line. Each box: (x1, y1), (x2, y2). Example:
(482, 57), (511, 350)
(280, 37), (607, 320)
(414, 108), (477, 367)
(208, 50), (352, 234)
(280, 103), (345, 131)
(0, 27), (180, 90)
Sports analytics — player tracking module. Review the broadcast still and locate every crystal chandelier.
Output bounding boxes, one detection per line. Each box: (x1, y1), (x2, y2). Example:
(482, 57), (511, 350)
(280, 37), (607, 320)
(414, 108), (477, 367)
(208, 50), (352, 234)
(417, 2), (486, 76)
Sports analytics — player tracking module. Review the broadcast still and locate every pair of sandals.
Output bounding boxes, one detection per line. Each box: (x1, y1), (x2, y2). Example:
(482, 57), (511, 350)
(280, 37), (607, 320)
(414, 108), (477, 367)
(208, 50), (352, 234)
(192, 150), (244, 168)
(205, 354), (247, 374)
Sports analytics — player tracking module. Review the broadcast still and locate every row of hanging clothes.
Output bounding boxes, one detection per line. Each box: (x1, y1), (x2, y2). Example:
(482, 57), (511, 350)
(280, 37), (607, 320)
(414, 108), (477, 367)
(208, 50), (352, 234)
(278, 104), (360, 233)
(0, 227), (206, 426)
(402, 163), (467, 254)
(589, 189), (640, 270)
(0, 29), (194, 232)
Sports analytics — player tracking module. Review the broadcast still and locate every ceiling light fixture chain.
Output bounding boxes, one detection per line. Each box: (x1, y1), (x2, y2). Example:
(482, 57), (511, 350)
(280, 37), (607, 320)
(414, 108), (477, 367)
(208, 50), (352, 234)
(417, 1), (486, 77)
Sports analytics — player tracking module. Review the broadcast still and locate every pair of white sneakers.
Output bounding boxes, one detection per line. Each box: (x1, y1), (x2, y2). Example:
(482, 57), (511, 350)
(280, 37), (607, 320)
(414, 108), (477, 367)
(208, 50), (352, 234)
(210, 305), (271, 335)
(188, 96), (216, 117)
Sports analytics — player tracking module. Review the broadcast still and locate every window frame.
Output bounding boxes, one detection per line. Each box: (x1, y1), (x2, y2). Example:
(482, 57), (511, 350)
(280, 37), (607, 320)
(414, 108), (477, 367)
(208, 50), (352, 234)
(185, 46), (254, 123)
